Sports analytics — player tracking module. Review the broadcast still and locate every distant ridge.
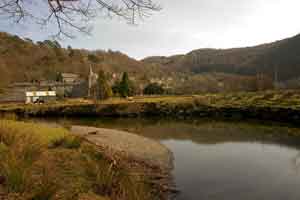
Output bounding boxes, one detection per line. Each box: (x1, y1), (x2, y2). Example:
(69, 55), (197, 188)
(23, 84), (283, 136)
(142, 33), (300, 81)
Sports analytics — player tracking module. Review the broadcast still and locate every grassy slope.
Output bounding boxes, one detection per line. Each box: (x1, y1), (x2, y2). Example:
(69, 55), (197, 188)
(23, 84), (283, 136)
(0, 120), (154, 200)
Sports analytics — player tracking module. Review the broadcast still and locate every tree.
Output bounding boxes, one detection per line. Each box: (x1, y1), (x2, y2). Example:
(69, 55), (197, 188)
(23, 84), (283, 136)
(43, 40), (61, 48)
(67, 45), (75, 57)
(112, 81), (121, 95)
(143, 83), (164, 95)
(98, 70), (112, 100)
(113, 77), (138, 97)
(128, 80), (139, 96)
(119, 72), (130, 98)
(88, 54), (99, 63)
(0, 0), (161, 38)
(56, 72), (64, 82)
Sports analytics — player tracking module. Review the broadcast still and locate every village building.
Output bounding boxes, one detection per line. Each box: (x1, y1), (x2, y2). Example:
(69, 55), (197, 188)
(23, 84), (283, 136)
(61, 73), (80, 84)
(25, 91), (56, 104)
(150, 78), (163, 85)
(0, 72), (87, 103)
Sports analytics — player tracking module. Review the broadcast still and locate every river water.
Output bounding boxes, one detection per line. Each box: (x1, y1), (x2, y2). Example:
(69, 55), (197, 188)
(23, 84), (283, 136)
(35, 118), (300, 200)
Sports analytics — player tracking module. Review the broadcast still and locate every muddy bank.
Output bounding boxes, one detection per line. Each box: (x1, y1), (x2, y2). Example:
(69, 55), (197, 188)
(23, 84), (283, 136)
(1, 100), (300, 124)
(71, 126), (176, 199)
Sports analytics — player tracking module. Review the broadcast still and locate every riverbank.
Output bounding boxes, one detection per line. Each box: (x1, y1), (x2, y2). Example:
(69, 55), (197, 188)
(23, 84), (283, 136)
(28, 116), (300, 200)
(0, 120), (173, 200)
(1, 91), (300, 124)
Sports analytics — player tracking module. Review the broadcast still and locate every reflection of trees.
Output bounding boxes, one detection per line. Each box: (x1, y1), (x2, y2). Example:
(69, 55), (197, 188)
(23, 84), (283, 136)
(52, 117), (300, 148)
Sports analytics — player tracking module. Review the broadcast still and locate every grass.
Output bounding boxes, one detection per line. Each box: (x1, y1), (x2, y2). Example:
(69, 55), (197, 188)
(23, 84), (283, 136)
(0, 120), (154, 200)
(2, 90), (300, 109)
(0, 120), (68, 145)
(2, 90), (300, 123)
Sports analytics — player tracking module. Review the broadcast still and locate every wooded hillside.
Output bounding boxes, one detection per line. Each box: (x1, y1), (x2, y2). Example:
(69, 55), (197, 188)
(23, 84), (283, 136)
(143, 34), (300, 82)
(0, 32), (163, 88)
(1, 31), (300, 94)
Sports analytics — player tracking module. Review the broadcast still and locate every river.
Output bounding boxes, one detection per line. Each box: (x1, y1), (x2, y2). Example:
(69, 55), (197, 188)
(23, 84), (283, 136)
(33, 117), (300, 200)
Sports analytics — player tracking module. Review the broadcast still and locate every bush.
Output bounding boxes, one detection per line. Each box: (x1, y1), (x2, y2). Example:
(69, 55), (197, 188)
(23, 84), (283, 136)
(49, 136), (82, 149)
(143, 83), (165, 95)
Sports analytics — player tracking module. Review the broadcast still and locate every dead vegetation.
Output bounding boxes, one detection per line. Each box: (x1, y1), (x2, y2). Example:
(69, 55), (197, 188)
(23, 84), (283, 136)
(0, 120), (158, 200)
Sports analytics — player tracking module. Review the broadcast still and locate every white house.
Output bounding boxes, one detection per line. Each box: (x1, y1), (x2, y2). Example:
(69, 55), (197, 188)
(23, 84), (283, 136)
(25, 91), (56, 104)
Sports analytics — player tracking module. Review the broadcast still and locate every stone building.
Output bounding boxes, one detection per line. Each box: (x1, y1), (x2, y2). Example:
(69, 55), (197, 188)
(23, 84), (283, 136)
(61, 73), (80, 84)
(0, 77), (87, 103)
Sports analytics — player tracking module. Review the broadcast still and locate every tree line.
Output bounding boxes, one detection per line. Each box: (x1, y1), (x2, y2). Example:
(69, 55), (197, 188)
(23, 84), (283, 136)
(92, 71), (165, 100)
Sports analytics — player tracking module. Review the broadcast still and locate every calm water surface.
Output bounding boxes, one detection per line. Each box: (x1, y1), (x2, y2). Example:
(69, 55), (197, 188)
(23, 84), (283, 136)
(36, 118), (300, 200)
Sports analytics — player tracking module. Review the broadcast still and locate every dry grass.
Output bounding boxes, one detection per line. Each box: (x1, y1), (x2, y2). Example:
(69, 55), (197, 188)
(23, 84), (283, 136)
(0, 120), (154, 200)
(2, 90), (300, 110)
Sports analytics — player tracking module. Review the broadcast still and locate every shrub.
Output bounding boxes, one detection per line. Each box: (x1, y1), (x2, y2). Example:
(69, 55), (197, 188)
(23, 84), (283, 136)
(30, 167), (58, 200)
(49, 136), (82, 149)
(143, 83), (165, 95)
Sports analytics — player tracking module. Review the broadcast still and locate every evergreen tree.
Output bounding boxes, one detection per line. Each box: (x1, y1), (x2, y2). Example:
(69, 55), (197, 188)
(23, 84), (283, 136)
(119, 72), (130, 97)
(98, 70), (112, 100)
(112, 78), (138, 97)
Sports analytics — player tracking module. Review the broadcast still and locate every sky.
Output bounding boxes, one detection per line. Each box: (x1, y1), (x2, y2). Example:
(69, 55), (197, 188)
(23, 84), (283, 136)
(1, 0), (300, 59)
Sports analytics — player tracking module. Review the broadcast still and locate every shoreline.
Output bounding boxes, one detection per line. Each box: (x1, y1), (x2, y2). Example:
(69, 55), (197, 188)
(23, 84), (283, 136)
(1, 92), (300, 124)
(71, 125), (176, 200)
(0, 120), (175, 200)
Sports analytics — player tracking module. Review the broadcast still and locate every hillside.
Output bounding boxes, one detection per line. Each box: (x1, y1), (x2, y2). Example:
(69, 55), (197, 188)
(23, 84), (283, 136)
(1, 31), (300, 95)
(142, 34), (300, 82)
(0, 32), (163, 88)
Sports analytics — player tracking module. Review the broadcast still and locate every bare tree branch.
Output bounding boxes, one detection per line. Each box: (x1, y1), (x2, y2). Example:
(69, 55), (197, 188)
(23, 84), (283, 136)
(0, 0), (161, 38)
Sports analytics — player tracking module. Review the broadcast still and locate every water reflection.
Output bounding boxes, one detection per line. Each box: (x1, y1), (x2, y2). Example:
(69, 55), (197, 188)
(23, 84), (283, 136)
(32, 117), (300, 200)
(166, 140), (300, 200)
(291, 152), (300, 173)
